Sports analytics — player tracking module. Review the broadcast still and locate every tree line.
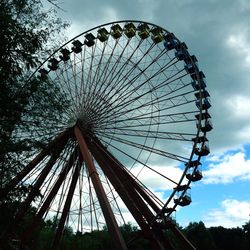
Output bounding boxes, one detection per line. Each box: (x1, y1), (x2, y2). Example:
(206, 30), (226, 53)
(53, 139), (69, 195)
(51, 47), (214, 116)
(0, 202), (249, 250)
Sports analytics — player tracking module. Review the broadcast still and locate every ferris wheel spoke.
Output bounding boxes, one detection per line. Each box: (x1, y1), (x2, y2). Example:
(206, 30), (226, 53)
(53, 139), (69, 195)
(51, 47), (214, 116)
(56, 54), (85, 114)
(91, 136), (178, 193)
(56, 64), (75, 101)
(96, 38), (131, 88)
(83, 44), (110, 109)
(104, 174), (126, 225)
(94, 88), (194, 129)
(84, 52), (132, 115)
(115, 69), (187, 112)
(68, 53), (81, 110)
(82, 45), (101, 110)
(77, 45), (101, 111)
(54, 150), (78, 220)
(68, 56), (91, 112)
(101, 177), (124, 224)
(102, 38), (155, 89)
(83, 39), (144, 117)
(87, 38), (120, 99)
(94, 71), (188, 125)
(95, 132), (188, 162)
(100, 97), (195, 130)
(77, 48), (87, 114)
(95, 49), (174, 115)
(97, 128), (195, 141)
(77, 163), (84, 232)
(98, 116), (196, 130)
(95, 37), (120, 83)
(95, 109), (198, 129)
(107, 41), (166, 93)
(88, 41), (158, 114)
(104, 56), (179, 111)
(40, 142), (76, 191)
(88, 180), (101, 231)
(97, 39), (151, 96)
(58, 63), (83, 115)
(67, 53), (86, 113)
(77, 48), (98, 106)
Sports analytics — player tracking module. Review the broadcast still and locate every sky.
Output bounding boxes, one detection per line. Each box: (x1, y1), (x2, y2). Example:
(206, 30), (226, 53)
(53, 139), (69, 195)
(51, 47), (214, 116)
(50, 0), (250, 228)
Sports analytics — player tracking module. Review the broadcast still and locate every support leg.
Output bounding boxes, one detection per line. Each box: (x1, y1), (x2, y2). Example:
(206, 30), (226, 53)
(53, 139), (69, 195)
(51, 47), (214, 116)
(74, 126), (127, 250)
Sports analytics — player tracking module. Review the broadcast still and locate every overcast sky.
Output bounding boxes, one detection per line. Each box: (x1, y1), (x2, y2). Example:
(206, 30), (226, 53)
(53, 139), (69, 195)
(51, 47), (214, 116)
(52, 0), (250, 228)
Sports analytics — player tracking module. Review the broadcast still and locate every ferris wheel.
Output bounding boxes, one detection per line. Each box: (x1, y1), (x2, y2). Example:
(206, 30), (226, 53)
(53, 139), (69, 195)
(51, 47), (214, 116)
(2, 20), (212, 249)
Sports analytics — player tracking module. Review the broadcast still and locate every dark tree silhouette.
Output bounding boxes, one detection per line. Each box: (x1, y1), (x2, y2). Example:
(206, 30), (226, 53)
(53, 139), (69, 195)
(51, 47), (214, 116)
(184, 221), (216, 250)
(242, 221), (250, 250)
(0, 0), (68, 201)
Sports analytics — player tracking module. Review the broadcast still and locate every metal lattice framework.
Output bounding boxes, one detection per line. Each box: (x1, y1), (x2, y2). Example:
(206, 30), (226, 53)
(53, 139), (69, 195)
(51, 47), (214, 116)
(1, 20), (212, 249)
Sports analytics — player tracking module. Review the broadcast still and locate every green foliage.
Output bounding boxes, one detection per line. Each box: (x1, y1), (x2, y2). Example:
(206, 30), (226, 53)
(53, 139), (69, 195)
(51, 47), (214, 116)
(0, 0), (68, 200)
(1, 201), (250, 250)
(184, 221), (216, 250)
(209, 226), (243, 250)
(25, 220), (250, 250)
(0, 201), (37, 249)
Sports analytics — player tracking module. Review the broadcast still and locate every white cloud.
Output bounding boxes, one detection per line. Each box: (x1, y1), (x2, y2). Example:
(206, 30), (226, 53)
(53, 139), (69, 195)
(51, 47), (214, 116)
(226, 31), (250, 67)
(226, 95), (250, 119)
(203, 151), (250, 184)
(204, 199), (250, 228)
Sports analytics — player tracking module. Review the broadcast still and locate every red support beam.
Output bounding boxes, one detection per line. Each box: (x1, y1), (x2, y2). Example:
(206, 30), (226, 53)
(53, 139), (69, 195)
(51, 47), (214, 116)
(3, 137), (68, 242)
(0, 130), (71, 199)
(92, 136), (194, 250)
(20, 148), (77, 246)
(74, 126), (127, 250)
(88, 138), (168, 250)
(94, 137), (161, 213)
(50, 157), (82, 250)
(90, 142), (150, 227)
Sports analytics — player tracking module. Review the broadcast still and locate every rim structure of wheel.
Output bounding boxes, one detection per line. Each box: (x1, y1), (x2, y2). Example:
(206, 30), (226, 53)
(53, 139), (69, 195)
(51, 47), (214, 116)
(2, 20), (212, 249)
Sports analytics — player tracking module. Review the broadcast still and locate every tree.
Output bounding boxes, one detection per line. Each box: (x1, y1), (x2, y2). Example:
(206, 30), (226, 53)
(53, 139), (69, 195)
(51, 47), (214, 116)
(242, 221), (250, 250)
(0, 0), (68, 200)
(184, 221), (216, 250)
(209, 225), (244, 250)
